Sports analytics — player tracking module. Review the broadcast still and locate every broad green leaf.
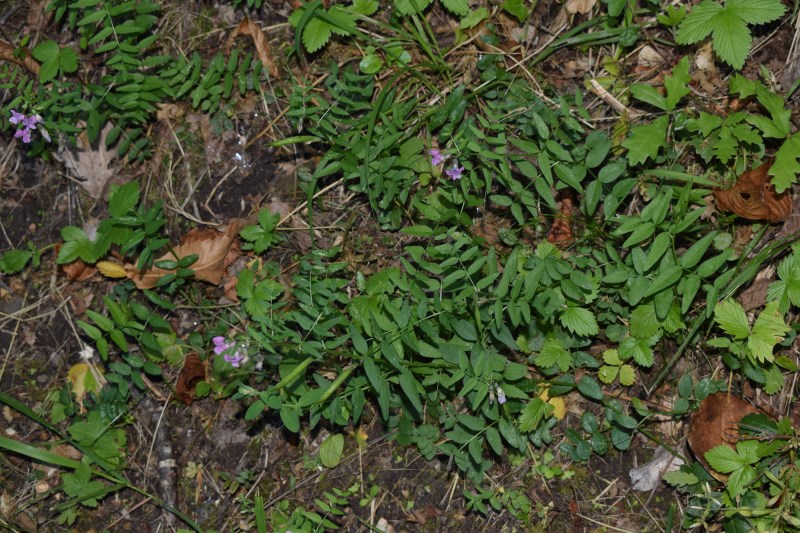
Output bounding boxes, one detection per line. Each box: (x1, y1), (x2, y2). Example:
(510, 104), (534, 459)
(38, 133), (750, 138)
(714, 299), (750, 339)
(536, 338), (571, 373)
(319, 433), (345, 468)
(711, 11), (751, 70)
(630, 84), (666, 111)
(749, 301), (789, 363)
(643, 265), (683, 298)
(662, 470), (699, 486)
(559, 307), (598, 336)
(441, 0), (469, 16)
(726, 0), (786, 25)
(623, 116), (669, 166)
(618, 365), (636, 386)
(577, 376), (604, 401)
(705, 444), (744, 473)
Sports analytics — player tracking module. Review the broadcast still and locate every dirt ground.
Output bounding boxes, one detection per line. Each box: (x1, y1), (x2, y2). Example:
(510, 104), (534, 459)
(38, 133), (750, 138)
(3, 1), (799, 532)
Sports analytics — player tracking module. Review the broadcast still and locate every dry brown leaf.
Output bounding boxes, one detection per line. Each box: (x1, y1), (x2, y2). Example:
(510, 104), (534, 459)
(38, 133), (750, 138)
(175, 352), (206, 405)
(713, 162), (792, 223)
(547, 191), (576, 246)
(62, 123), (118, 199)
(565, 0), (597, 14)
(228, 18), (279, 79)
(125, 222), (242, 289)
(687, 392), (760, 481)
(0, 39), (40, 75)
(60, 259), (96, 281)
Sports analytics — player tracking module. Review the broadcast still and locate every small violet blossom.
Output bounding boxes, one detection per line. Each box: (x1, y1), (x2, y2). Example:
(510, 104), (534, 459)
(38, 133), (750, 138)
(9, 110), (25, 125)
(445, 163), (464, 181)
(9, 110), (48, 144)
(493, 383), (507, 405)
(212, 336), (247, 368)
(428, 149), (445, 166)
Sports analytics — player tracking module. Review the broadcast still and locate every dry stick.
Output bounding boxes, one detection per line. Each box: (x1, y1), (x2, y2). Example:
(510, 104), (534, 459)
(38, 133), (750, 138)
(0, 292), (24, 383)
(104, 496), (153, 531)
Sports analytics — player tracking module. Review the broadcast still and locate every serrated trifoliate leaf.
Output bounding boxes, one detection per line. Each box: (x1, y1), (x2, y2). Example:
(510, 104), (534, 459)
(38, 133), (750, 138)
(619, 336), (655, 367)
(31, 40), (60, 63)
(726, 0), (785, 25)
(441, 0), (469, 16)
(560, 306), (598, 336)
(303, 17), (332, 53)
(59, 47), (78, 74)
(676, 1), (721, 44)
(325, 6), (357, 35)
(351, 0), (379, 15)
(58, 226), (96, 264)
(710, 11), (751, 70)
(598, 365), (619, 384)
(108, 181), (140, 217)
(704, 444), (744, 473)
(629, 304), (660, 339)
(748, 301), (789, 363)
(536, 338), (571, 372)
(618, 365), (636, 386)
(714, 299), (750, 339)
(393, 0), (432, 15)
(602, 349), (622, 366)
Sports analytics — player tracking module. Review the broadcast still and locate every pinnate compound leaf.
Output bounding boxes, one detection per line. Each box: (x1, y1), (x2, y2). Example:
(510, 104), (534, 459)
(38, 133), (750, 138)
(559, 306), (598, 336)
(714, 299), (750, 339)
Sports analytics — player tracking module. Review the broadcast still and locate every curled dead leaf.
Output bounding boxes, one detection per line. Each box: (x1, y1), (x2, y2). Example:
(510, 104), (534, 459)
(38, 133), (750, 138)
(126, 222), (242, 289)
(547, 192), (576, 246)
(175, 352), (206, 405)
(227, 18), (279, 79)
(687, 392), (760, 481)
(713, 162), (792, 223)
(60, 259), (96, 282)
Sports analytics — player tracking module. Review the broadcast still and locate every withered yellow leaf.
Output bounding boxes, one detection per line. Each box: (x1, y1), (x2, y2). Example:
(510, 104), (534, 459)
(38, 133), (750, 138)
(97, 261), (127, 278)
(67, 363), (104, 412)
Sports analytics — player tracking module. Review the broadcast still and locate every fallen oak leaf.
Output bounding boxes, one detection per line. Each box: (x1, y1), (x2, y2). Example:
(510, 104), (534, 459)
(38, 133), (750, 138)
(687, 392), (760, 481)
(125, 222), (242, 289)
(713, 161), (792, 223)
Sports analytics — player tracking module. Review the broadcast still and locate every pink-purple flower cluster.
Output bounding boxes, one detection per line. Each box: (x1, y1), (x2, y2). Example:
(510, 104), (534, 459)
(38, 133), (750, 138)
(428, 148), (463, 180)
(212, 336), (247, 368)
(9, 110), (49, 143)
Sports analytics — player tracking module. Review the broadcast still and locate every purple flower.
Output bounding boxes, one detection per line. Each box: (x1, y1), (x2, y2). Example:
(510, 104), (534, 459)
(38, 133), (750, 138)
(22, 115), (39, 130)
(429, 149), (445, 166)
(212, 336), (247, 368)
(14, 128), (31, 143)
(445, 163), (464, 181)
(9, 110), (24, 125)
(496, 385), (506, 405)
(212, 336), (232, 355)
